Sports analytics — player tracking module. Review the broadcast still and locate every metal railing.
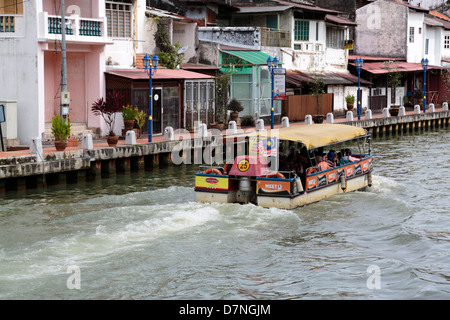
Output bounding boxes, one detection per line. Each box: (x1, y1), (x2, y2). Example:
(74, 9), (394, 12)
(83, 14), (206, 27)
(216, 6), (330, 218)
(0, 16), (14, 33)
(260, 27), (290, 47)
(47, 15), (102, 37)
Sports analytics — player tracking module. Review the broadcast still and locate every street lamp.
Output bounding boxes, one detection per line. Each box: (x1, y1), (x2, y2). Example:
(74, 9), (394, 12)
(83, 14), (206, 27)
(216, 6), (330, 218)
(354, 57), (364, 120)
(421, 58), (428, 113)
(267, 56), (279, 129)
(142, 54), (159, 142)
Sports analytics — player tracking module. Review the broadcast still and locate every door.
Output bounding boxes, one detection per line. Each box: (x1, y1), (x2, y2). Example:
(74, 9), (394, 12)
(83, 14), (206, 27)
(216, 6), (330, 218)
(162, 86), (180, 130)
(152, 88), (162, 135)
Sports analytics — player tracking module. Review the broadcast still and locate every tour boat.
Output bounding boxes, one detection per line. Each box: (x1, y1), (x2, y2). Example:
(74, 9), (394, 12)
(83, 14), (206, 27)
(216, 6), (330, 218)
(194, 124), (373, 209)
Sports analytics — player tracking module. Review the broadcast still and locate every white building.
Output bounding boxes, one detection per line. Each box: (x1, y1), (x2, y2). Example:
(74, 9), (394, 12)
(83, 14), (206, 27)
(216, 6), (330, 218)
(0, 0), (110, 146)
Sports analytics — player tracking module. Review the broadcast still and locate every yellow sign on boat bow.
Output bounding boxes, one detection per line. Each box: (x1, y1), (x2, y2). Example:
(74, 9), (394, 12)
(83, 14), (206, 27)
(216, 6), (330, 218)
(195, 175), (229, 192)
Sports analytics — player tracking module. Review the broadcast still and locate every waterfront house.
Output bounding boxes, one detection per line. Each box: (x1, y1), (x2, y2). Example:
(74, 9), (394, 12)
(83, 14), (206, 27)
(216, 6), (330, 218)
(103, 1), (218, 135)
(0, 0), (110, 146)
(195, 0), (363, 120)
(353, 0), (450, 110)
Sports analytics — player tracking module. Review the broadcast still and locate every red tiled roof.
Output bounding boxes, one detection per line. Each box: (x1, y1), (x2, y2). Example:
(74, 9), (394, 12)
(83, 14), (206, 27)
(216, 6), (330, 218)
(286, 70), (372, 86)
(430, 10), (450, 21)
(349, 61), (445, 74)
(348, 55), (405, 62)
(106, 69), (215, 80)
(325, 14), (357, 26)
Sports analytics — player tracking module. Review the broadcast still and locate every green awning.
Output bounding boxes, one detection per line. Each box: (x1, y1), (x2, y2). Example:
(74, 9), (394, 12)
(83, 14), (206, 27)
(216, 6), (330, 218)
(221, 50), (270, 65)
(220, 50), (281, 66)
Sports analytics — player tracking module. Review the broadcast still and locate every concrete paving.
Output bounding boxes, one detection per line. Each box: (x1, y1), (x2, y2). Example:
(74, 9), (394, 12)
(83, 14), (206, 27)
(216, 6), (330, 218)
(0, 107), (446, 160)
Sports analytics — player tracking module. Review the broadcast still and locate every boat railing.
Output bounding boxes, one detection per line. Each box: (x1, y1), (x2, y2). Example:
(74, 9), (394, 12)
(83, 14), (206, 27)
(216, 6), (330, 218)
(261, 170), (297, 179)
(306, 153), (372, 176)
(197, 165), (225, 175)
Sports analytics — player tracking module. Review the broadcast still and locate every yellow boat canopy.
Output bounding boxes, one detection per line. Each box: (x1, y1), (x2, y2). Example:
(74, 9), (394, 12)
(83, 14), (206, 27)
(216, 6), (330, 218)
(276, 124), (367, 149)
(228, 124), (367, 149)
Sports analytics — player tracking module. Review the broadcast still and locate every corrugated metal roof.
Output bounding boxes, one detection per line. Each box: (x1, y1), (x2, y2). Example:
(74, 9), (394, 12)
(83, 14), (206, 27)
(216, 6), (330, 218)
(236, 5), (293, 13)
(425, 16), (444, 27)
(106, 69), (215, 80)
(145, 7), (199, 23)
(285, 70), (372, 86)
(274, 0), (342, 14)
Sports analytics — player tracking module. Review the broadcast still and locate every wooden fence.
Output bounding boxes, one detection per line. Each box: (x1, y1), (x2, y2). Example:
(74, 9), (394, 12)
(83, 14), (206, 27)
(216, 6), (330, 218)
(283, 93), (334, 121)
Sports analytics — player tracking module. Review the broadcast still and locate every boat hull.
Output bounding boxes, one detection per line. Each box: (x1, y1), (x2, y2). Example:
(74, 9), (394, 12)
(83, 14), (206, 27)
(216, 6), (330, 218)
(194, 156), (373, 210)
(256, 173), (370, 209)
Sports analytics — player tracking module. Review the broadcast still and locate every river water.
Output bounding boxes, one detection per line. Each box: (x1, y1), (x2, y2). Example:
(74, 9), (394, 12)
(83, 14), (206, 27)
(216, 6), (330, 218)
(0, 128), (449, 300)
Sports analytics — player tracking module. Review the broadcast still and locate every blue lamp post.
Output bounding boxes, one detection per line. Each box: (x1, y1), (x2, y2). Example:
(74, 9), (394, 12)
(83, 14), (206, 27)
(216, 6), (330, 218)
(142, 54), (159, 142)
(421, 58), (428, 113)
(355, 57), (364, 120)
(267, 56), (279, 129)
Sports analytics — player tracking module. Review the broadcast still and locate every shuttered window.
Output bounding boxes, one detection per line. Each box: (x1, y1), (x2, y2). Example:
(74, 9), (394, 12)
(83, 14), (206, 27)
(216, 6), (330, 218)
(294, 20), (309, 41)
(326, 27), (345, 49)
(0, 0), (23, 14)
(106, 1), (132, 38)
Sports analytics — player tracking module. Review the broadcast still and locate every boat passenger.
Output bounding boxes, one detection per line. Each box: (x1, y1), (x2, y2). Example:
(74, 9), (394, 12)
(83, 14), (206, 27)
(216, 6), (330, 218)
(346, 149), (359, 162)
(338, 151), (346, 166)
(317, 156), (331, 172)
(340, 149), (348, 164)
(285, 150), (297, 172)
(326, 151), (337, 167)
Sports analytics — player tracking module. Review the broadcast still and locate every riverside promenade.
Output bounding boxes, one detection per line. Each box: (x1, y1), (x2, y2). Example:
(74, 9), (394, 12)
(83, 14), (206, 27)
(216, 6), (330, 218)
(1, 107), (449, 192)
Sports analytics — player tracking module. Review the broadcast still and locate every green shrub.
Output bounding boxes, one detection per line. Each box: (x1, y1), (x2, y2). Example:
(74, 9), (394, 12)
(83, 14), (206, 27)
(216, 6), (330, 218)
(51, 115), (71, 141)
(227, 99), (244, 112)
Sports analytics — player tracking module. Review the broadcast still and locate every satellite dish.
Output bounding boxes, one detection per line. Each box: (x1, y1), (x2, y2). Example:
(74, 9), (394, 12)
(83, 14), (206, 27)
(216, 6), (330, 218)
(177, 46), (188, 54)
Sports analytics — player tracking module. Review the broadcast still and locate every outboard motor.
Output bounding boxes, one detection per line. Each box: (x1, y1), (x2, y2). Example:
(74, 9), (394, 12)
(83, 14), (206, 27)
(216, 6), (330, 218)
(228, 155), (270, 205)
(237, 176), (254, 204)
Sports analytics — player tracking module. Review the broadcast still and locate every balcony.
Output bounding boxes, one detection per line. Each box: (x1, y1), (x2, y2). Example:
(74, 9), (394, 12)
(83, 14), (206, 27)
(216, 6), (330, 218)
(38, 12), (111, 45)
(0, 15), (25, 37)
(0, 16), (14, 33)
(260, 27), (290, 48)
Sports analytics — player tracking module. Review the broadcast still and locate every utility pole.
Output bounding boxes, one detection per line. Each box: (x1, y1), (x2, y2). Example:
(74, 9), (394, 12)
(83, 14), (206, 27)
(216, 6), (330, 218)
(60, 0), (69, 120)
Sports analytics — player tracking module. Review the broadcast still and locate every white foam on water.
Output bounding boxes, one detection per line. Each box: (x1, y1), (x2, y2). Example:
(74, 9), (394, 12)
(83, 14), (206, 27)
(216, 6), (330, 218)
(0, 201), (221, 282)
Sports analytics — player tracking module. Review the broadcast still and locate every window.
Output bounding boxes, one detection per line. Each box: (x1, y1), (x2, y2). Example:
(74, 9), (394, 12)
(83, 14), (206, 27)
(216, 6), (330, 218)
(409, 27), (414, 43)
(326, 27), (345, 49)
(266, 15), (278, 29)
(0, 0), (23, 14)
(106, 1), (132, 38)
(294, 20), (309, 41)
(445, 35), (450, 49)
(316, 22), (319, 41)
(425, 38), (429, 54)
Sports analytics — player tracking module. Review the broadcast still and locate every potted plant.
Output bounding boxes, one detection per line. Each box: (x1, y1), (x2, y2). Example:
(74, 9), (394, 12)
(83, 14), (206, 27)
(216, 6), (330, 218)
(403, 95), (412, 109)
(384, 61), (402, 116)
(135, 110), (146, 137)
(413, 89), (423, 106)
(91, 89), (123, 146)
(51, 114), (71, 151)
(345, 94), (355, 111)
(210, 73), (230, 130)
(310, 76), (325, 123)
(227, 98), (244, 121)
(122, 104), (139, 133)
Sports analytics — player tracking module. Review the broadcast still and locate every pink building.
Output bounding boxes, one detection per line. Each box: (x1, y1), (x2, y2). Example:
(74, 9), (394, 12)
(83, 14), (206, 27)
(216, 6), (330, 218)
(0, 0), (110, 146)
